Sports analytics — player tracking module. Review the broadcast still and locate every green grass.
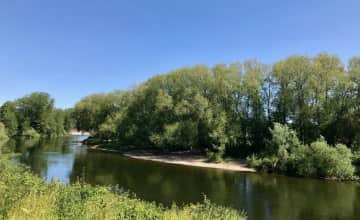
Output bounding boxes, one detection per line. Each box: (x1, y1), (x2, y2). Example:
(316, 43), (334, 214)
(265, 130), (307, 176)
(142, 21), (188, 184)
(0, 158), (246, 220)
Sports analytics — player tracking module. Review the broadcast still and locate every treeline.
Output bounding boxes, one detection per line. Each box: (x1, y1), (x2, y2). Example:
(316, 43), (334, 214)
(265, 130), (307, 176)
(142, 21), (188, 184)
(0, 92), (72, 138)
(2, 53), (360, 179)
(70, 53), (360, 179)
(73, 54), (359, 150)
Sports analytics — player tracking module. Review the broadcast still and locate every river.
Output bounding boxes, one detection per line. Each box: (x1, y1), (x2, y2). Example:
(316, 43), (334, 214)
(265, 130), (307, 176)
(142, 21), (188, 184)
(3, 136), (360, 220)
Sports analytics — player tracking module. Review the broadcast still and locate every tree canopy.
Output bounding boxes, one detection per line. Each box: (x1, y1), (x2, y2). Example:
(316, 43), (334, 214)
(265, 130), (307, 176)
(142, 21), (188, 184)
(0, 92), (69, 138)
(0, 122), (8, 147)
(71, 53), (360, 163)
(2, 53), (360, 178)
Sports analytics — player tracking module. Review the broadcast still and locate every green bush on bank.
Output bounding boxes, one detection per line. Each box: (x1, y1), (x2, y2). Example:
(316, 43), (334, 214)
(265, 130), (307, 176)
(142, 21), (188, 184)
(247, 123), (356, 180)
(291, 142), (354, 179)
(0, 159), (245, 220)
(207, 150), (225, 163)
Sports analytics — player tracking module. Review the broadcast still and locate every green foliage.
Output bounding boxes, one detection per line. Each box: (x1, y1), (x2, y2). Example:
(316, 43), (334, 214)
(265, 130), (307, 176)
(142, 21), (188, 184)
(0, 101), (18, 137)
(164, 198), (244, 220)
(290, 142), (355, 179)
(20, 127), (40, 139)
(246, 154), (278, 172)
(0, 159), (245, 220)
(72, 91), (125, 132)
(269, 123), (301, 158)
(207, 151), (224, 163)
(16, 92), (55, 135)
(2, 53), (360, 179)
(352, 151), (360, 176)
(0, 92), (67, 138)
(68, 54), (360, 166)
(63, 108), (75, 131)
(248, 124), (356, 180)
(0, 122), (8, 148)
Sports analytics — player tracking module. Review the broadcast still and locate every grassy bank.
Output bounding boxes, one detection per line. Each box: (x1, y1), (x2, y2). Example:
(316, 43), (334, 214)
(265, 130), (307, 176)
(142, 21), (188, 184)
(0, 158), (246, 220)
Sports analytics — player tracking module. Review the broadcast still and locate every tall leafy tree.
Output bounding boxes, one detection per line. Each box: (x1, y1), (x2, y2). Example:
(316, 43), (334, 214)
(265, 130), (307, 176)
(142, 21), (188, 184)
(273, 56), (314, 143)
(0, 122), (8, 147)
(0, 101), (18, 137)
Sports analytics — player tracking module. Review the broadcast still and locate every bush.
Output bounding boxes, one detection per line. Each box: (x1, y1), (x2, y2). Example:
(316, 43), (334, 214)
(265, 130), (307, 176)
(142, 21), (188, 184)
(248, 123), (356, 180)
(290, 141), (355, 179)
(246, 154), (278, 172)
(246, 154), (262, 168)
(207, 151), (224, 163)
(268, 123), (301, 159)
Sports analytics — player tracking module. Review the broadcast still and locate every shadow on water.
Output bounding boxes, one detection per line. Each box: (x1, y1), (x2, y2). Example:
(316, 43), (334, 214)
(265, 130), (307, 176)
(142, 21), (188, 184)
(5, 136), (360, 220)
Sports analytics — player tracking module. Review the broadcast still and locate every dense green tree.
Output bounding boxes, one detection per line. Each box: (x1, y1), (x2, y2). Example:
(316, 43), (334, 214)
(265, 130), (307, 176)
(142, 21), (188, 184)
(268, 123), (301, 159)
(72, 91), (124, 132)
(239, 61), (269, 153)
(0, 122), (8, 147)
(1, 92), (67, 137)
(273, 56), (315, 143)
(0, 101), (18, 137)
(348, 57), (360, 149)
(63, 108), (75, 131)
(16, 92), (55, 135)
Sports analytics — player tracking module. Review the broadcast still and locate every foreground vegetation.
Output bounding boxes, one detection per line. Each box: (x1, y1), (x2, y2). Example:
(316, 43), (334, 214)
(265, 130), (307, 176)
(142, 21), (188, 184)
(0, 158), (245, 220)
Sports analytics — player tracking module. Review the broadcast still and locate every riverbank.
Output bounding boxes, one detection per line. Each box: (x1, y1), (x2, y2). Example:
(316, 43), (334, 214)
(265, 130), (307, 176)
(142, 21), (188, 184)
(88, 146), (255, 172)
(0, 158), (246, 220)
(69, 130), (90, 136)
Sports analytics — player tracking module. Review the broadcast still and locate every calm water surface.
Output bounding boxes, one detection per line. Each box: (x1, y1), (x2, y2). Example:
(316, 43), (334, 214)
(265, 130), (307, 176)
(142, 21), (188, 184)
(4, 136), (360, 220)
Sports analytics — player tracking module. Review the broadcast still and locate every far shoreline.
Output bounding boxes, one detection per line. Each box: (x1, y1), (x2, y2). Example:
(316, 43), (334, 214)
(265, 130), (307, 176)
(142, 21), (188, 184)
(69, 130), (91, 136)
(87, 145), (256, 173)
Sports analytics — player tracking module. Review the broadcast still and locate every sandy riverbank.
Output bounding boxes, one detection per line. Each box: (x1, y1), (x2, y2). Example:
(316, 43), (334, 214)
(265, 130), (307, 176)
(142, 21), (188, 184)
(69, 130), (90, 136)
(88, 146), (255, 172)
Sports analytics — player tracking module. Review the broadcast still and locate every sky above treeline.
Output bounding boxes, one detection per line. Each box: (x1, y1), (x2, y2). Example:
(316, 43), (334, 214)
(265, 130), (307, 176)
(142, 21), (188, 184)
(1, 0), (359, 108)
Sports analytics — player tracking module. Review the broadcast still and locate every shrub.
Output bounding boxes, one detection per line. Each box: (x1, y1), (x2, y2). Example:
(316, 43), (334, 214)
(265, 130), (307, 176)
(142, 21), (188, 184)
(268, 123), (301, 158)
(246, 155), (278, 172)
(207, 150), (224, 163)
(290, 141), (355, 179)
(248, 123), (356, 180)
(246, 154), (262, 168)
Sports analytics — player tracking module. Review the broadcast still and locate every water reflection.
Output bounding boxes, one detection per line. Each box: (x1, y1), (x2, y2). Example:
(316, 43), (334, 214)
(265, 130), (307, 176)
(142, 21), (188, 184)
(6, 136), (360, 220)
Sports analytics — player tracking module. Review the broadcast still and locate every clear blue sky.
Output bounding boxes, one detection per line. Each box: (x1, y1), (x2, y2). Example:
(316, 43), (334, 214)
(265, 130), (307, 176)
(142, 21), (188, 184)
(1, 0), (359, 108)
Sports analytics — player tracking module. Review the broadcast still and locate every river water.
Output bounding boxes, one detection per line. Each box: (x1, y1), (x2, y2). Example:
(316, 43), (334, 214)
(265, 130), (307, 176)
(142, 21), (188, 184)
(3, 136), (360, 220)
